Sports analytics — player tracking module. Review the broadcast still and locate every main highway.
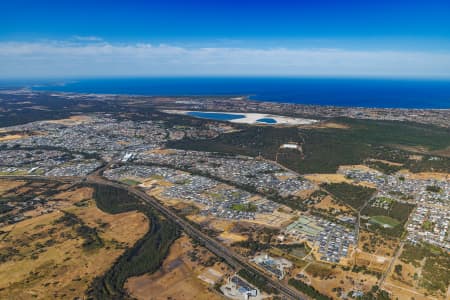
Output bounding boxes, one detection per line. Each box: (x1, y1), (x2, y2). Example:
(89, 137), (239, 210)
(2, 174), (307, 300)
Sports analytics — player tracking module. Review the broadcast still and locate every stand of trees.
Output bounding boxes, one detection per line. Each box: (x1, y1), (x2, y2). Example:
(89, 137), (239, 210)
(87, 184), (180, 299)
(321, 182), (375, 210)
(169, 118), (450, 174)
(56, 211), (104, 251)
(288, 278), (332, 300)
(237, 269), (278, 295)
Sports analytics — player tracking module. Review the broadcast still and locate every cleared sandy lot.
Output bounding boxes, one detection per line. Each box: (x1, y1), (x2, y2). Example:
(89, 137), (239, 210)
(0, 185), (148, 299)
(126, 235), (228, 300)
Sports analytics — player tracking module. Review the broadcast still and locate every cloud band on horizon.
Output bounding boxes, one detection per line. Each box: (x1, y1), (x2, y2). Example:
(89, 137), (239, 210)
(1, 40), (450, 79)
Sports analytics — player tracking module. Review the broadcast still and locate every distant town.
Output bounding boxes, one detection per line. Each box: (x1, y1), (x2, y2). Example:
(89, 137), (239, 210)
(0, 89), (449, 300)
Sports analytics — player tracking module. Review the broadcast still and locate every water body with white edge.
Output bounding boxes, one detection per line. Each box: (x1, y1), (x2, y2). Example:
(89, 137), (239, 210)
(163, 110), (318, 125)
(187, 111), (246, 121)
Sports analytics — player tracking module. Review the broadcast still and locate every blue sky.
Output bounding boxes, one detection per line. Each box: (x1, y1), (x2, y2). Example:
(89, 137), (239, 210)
(1, 0), (450, 78)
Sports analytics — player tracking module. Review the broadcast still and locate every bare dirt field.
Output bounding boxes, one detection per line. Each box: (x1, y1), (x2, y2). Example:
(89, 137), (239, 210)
(303, 262), (379, 299)
(384, 260), (430, 300)
(184, 216), (247, 245)
(126, 235), (228, 300)
(430, 146), (450, 157)
(208, 219), (247, 245)
(304, 121), (350, 130)
(51, 186), (93, 203)
(304, 173), (353, 184)
(399, 170), (450, 181)
(391, 144), (450, 158)
(383, 282), (434, 300)
(366, 159), (404, 166)
(384, 247), (446, 300)
(0, 133), (27, 141)
(0, 180), (26, 195)
(0, 184), (148, 299)
(339, 164), (381, 173)
(253, 210), (293, 228)
(313, 195), (353, 214)
(354, 249), (390, 273)
(358, 230), (398, 256)
(45, 115), (92, 126)
(408, 154), (423, 161)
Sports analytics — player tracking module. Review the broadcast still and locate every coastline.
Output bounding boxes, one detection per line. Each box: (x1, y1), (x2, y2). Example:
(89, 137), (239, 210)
(0, 88), (448, 128)
(28, 77), (450, 109)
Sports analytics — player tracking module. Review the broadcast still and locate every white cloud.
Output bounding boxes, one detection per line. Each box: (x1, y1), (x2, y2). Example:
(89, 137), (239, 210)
(0, 40), (450, 78)
(72, 35), (104, 42)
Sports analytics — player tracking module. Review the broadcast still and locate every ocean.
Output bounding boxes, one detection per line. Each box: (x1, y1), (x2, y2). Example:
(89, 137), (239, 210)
(26, 77), (450, 109)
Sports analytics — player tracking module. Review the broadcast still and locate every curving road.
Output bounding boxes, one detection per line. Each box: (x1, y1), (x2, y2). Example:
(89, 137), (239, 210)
(2, 174), (307, 300)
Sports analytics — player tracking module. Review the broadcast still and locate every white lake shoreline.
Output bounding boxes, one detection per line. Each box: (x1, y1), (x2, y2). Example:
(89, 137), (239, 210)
(162, 110), (318, 125)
